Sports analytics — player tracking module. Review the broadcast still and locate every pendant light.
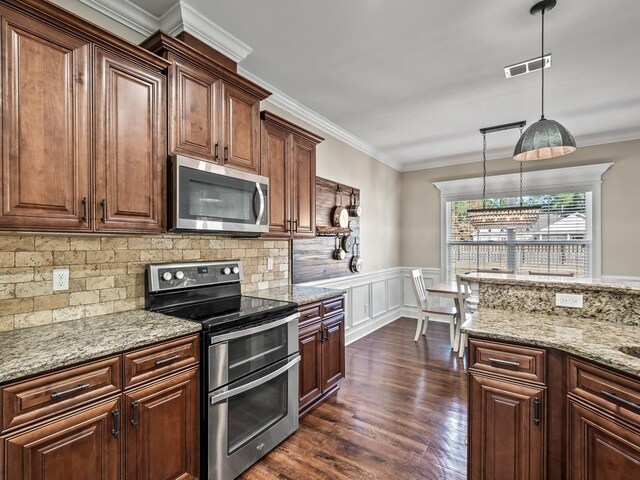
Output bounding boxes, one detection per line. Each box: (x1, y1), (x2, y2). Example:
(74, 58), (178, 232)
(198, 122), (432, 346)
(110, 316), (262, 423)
(468, 122), (541, 229)
(513, 0), (577, 161)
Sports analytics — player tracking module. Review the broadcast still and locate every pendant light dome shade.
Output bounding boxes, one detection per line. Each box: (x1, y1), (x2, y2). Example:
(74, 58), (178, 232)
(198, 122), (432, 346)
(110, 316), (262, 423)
(513, 118), (576, 161)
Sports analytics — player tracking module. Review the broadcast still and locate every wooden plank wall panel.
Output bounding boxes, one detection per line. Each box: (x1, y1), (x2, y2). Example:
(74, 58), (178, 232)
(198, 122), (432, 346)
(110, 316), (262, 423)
(293, 177), (360, 284)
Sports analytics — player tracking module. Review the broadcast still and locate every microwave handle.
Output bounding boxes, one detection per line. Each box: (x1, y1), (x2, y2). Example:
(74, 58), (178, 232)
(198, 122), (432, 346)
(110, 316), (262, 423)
(209, 355), (300, 405)
(255, 182), (265, 225)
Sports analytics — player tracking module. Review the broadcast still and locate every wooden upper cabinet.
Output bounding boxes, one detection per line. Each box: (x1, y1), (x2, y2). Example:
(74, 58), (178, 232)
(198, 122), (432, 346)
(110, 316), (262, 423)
(292, 134), (317, 237)
(94, 47), (166, 233)
(222, 82), (261, 173)
(124, 368), (199, 480)
(142, 32), (270, 174)
(0, 8), (91, 231)
(261, 120), (291, 235)
(468, 373), (545, 480)
(2, 397), (121, 480)
(260, 111), (323, 238)
(169, 56), (221, 162)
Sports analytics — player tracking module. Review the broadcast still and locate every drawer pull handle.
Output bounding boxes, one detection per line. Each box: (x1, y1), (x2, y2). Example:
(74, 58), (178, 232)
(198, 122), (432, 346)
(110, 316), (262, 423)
(533, 397), (541, 426)
(131, 401), (139, 428)
(155, 354), (181, 366)
(488, 358), (521, 368)
(50, 383), (90, 400)
(601, 391), (640, 411)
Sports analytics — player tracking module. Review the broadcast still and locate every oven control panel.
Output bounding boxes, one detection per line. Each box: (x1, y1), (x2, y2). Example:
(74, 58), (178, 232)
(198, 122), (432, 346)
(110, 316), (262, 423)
(146, 261), (243, 292)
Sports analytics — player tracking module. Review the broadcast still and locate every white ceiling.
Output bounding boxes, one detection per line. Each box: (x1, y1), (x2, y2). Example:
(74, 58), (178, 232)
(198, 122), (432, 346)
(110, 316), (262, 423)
(98, 0), (640, 170)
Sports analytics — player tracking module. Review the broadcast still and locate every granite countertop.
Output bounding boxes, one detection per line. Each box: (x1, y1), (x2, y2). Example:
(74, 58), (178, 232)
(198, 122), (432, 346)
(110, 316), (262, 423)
(0, 310), (201, 385)
(462, 308), (640, 378)
(254, 285), (346, 306)
(464, 272), (640, 294)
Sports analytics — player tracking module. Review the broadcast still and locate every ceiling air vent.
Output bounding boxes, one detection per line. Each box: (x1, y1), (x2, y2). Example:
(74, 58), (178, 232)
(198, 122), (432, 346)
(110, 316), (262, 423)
(504, 54), (551, 78)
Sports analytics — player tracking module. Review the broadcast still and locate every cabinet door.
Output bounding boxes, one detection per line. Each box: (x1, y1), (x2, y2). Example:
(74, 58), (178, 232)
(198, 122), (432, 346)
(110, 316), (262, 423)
(221, 82), (260, 174)
(568, 399), (640, 480)
(291, 134), (316, 238)
(2, 397), (120, 480)
(168, 56), (221, 162)
(94, 47), (166, 233)
(468, 373), (545, 480)
(124, 368), (199, 480)
(261, 120), (291, 236)
(299, 321), (323, 411)
(321, 313), (345, 392)
(0, 9), (91, 230)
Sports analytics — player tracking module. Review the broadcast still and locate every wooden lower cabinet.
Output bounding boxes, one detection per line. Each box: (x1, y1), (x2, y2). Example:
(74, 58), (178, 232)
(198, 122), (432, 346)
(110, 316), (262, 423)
(124, 368), (199, 480)
(0, 335), (200, 480)
(298, 298), (346, 415)
(321, 313), (346, 392)
(2, 397), (121, 480)
(468, 337), (640, 480)
(468, 373), (546, 480)
(299, 321), (324, 409)
(568, 399), (640, 479)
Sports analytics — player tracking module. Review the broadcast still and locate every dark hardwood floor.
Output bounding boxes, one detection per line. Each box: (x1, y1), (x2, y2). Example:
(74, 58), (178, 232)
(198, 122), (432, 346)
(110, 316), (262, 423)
(241, 318), (468, 480)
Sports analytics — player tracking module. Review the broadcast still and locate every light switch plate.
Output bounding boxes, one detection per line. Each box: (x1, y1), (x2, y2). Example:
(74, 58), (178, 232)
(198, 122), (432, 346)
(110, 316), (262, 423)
(52, 268), (69, 291)
(555, 293), (583, 309)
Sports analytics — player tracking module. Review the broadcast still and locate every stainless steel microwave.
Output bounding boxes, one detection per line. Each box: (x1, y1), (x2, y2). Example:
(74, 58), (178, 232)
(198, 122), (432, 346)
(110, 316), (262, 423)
(170, 155), (269, 235)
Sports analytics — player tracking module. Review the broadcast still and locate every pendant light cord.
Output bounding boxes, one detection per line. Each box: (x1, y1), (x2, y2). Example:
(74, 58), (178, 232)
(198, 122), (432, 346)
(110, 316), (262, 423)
(519, 126), (524, 206)
(482, 132), (487, 208)
(541, 7), (545, 120)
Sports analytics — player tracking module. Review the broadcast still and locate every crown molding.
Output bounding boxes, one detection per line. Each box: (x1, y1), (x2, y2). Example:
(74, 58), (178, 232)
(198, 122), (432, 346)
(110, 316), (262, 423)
(77, 0), (160, 34)
(238, 67), (401, 172)
(401, 127), (640, 172)
(79, 1), (252, 62)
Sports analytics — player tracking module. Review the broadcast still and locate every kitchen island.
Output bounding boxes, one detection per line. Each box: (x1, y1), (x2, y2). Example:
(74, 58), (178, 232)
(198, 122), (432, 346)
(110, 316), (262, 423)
(461, 274), (639, 480)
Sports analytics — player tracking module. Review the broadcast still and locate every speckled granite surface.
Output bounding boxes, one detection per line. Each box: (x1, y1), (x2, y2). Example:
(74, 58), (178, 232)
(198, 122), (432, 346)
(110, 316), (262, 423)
(466, 272), (640, 294)
(0, 310), (201, 384)
(254, 285), (345, 306)
(462, 308), (640, 378)
(478, 283), (640, 325)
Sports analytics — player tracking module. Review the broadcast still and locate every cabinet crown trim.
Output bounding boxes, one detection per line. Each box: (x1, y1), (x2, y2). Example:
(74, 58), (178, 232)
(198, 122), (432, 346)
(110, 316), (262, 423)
(261, 110), (324, 144)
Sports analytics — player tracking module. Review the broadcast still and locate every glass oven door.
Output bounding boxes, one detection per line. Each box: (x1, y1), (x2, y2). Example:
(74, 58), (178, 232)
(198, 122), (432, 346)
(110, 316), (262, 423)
(173, 155), (269, 233)
(208, 312), (299, 390)
(207, 355), (300, 480)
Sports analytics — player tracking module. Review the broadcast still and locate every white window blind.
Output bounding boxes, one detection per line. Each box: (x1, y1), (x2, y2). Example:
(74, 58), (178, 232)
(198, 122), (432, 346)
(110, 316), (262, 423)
(447, 192), (591, 280)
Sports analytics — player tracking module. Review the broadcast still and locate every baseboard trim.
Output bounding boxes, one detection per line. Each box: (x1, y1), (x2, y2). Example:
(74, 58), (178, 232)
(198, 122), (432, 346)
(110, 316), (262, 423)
(345, 308), (401, 345)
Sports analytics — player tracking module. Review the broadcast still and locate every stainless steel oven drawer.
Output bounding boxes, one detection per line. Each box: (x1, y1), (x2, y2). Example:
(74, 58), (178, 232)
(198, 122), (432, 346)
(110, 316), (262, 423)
(208, 312), (299, 391)
(207, 354), (300, 480)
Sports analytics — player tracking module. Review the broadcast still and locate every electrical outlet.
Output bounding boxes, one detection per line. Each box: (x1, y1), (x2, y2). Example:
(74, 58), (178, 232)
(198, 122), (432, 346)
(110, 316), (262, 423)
(555, 293), (583, 309)
(267, 257), (274, 271)
(52, 268), (69, 291)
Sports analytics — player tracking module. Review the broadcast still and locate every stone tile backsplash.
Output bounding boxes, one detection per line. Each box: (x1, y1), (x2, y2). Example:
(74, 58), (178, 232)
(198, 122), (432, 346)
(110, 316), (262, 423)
(0, 234), (290, 331)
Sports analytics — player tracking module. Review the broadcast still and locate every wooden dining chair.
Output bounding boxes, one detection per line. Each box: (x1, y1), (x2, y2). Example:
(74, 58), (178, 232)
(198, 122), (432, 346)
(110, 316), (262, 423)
(455, 275), (479, 358)
(410, 269), (457, 343)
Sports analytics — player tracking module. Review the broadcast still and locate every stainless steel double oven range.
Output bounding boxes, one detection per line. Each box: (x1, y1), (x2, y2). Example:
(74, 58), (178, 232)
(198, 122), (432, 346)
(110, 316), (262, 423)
(145, 260), (299, 480)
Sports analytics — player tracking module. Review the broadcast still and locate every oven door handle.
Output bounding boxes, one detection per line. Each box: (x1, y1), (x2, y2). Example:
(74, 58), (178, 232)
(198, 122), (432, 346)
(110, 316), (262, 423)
(209, 355), (300, 405)
(255, 182), (265, 225)
(210, 312), (299, 344)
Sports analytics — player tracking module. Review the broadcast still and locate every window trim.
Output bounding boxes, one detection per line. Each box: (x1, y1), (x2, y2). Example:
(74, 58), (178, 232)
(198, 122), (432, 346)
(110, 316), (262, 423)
(433, 163), (613, 280)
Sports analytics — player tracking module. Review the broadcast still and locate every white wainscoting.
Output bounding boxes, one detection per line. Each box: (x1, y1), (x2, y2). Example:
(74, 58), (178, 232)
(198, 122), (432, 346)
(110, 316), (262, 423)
(297, 267), (442, 345)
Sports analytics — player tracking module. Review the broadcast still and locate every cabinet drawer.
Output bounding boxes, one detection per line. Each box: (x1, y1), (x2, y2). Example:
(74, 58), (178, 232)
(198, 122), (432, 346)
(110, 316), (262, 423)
(124, 335), (199, 388)
(1, 356), (121, 433)
(322, 296), (344, 317)
(568, 357), (640, 424)
(469, 339), (546, 384)
(299, 303), (321, 326)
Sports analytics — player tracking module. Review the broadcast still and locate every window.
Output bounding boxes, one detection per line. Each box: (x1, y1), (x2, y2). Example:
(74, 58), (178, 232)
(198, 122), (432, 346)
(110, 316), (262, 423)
(447, 192), (591, 280)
